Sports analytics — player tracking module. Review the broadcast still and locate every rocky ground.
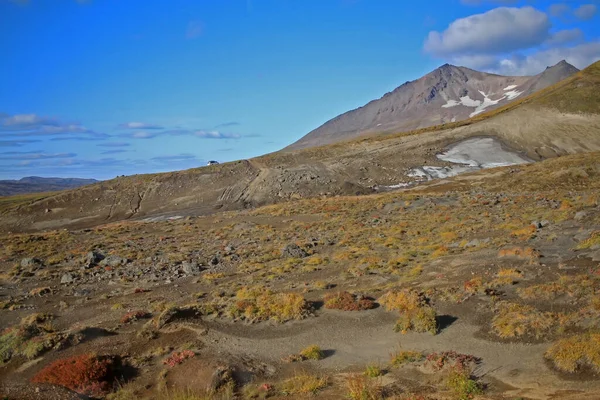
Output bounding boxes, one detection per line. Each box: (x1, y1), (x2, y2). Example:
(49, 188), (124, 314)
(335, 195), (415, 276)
(1, 152), (600, 399)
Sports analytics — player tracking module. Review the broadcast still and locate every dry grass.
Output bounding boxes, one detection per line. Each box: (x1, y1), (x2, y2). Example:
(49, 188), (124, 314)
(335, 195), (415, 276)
(279, 372), (328, 395)
(229, 286), (310, 322)
(390, 350), (424, 367)
(379, 290), (437, 335)
(323, 291), (375, 311)
(576, 231), (600, 250)
(346, 374), (382, 400)
(299, 345), (324, 361)
(545, 333), (600, 373)
(0, 313), (60, 363)
(491, 302), (555, 339)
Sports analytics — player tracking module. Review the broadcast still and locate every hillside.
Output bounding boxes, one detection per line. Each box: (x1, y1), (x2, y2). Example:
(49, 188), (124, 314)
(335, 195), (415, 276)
(2, 149), (600, 399)
(0, 177), (98, 197)
(286, 60), (579, 150)
(0, 61), (598, 234)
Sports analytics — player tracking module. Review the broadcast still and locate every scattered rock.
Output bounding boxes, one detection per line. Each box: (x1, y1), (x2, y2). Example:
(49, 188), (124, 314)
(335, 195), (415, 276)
(281, 244), (308, 258)
(210, 256), (220, 266)
(182, 261), (201, 275)
(464, 238), (490, 248)
(99, 255), (127, 268)
(85, 251), (105, 266)
(575, 211), (588, 221)
(60, 273), (74, 284)
(532, 220), (551, 229)
(21, 258), (43, 269)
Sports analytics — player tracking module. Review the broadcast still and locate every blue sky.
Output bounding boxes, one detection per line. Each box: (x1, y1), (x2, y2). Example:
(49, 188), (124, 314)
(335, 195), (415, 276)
(0, 0), (599, 180)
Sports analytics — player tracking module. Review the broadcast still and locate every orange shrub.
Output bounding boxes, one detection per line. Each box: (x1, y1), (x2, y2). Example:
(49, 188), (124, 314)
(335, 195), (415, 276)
(32, 354), (117, 397)
(323, 291), (375, 311)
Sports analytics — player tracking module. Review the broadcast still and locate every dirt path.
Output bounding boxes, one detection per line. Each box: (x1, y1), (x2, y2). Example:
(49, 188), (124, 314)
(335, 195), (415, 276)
(203, 308), (600, 399)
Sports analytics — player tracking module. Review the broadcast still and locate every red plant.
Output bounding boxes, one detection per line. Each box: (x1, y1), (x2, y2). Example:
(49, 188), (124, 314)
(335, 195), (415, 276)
(120, 310), (150, 324)
(134, 288), (148, 294)
(163, 350), (195, 367)
(323, 291), (375, 311)
(425, 351), (480, 371)
(31, 354), (117, 397)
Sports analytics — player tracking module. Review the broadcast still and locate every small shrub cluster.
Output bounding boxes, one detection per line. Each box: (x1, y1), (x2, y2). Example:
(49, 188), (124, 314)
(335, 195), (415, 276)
(229, 286), (311, 322)
(31, 354), (118, 397)
(364, 364), (383, 377)
(390, 350), (424, 366)
(445, 365), (483, 400)
(120, 310), (151, 324)
(283, 344), (324, 362)
(323, 291), (375, 311)
(346, 374), (382, 400)
(163, 350), (195, 367)
(518, 274), (598, 301)
(491, 268), (523, 286)
(379, 289), (437, 334)
(279, 373), (328, 395)
(545, 333), (600, 373)
(299, 344), (324, 360)
(491, 301), (555, 339)
(576, 231), (600, 250)
(425, 351), (480, 371)
(0, 313), (58, 364)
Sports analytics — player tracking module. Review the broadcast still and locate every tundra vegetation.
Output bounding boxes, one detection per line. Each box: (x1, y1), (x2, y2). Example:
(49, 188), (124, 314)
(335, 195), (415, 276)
(1, 147), (600, 398)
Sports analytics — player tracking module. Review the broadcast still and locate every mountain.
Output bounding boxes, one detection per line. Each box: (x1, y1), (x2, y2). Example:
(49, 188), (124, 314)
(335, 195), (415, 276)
(0, 176), (98, 196)
(286, 60), (580, 150)
(0, 60), (599, 233)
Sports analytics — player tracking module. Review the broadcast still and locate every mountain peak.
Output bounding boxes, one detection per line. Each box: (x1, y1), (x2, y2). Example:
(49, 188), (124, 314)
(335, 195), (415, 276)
(546, 60), (578, 71)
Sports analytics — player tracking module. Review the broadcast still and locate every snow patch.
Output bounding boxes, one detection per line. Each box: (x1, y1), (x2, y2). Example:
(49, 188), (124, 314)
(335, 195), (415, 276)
(469, 91), (502, 117)
(503, 85), (518, 91)
(459, 95), (481, 107)
(504, 90), (523, 101)
(442, 99), (460, 108)
(403, 138), (530, 183)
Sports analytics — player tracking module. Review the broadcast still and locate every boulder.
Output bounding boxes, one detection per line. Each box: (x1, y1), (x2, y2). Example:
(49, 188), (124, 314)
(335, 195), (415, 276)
(99, 255), (128, 268)
(85, 251), (105, 266)
(182, 261), (201, 275)
(21, 258), (43, 269)
(281, 244), (308, 258)
(61, 273), (74, 284)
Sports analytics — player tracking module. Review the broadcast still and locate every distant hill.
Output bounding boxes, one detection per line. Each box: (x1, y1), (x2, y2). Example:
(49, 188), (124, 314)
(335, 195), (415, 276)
(286, 60), (579, 150)
(0, 176), (98, 196)
(0, 60), (599, 233)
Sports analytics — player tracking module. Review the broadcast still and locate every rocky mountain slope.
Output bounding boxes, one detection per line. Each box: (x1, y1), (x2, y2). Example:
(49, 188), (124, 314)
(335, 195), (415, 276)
(0, 61), (598, 234)
(287, 60), (579, 150)
(0, 177), (98, 197)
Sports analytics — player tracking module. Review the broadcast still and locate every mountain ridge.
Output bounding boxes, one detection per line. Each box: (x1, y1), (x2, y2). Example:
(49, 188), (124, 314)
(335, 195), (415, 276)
(286, 60), (580, 150)
(0, 176), (98, 197)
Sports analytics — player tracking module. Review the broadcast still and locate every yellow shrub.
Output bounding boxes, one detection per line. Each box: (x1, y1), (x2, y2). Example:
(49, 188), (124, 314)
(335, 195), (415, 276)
(546, 334), (600, 373)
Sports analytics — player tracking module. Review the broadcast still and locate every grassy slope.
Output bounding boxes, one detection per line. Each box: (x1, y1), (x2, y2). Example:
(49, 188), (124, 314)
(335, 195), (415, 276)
(0, 62), (598, 212)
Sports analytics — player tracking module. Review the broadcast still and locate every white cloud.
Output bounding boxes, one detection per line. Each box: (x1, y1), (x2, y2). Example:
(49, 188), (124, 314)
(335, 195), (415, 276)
(194, 131), (241, 139)
(0, 151), (76, 160)
(424, 7), (551, 56)
(492, 41), (600, 75)
(545, 28), (583, 46)
(574, 4), (597, 20)
(549, 3), (570, 17)
(0, 113), (107, 138)
(118, 122), (163, 129)
(449, 54), (499, 70)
